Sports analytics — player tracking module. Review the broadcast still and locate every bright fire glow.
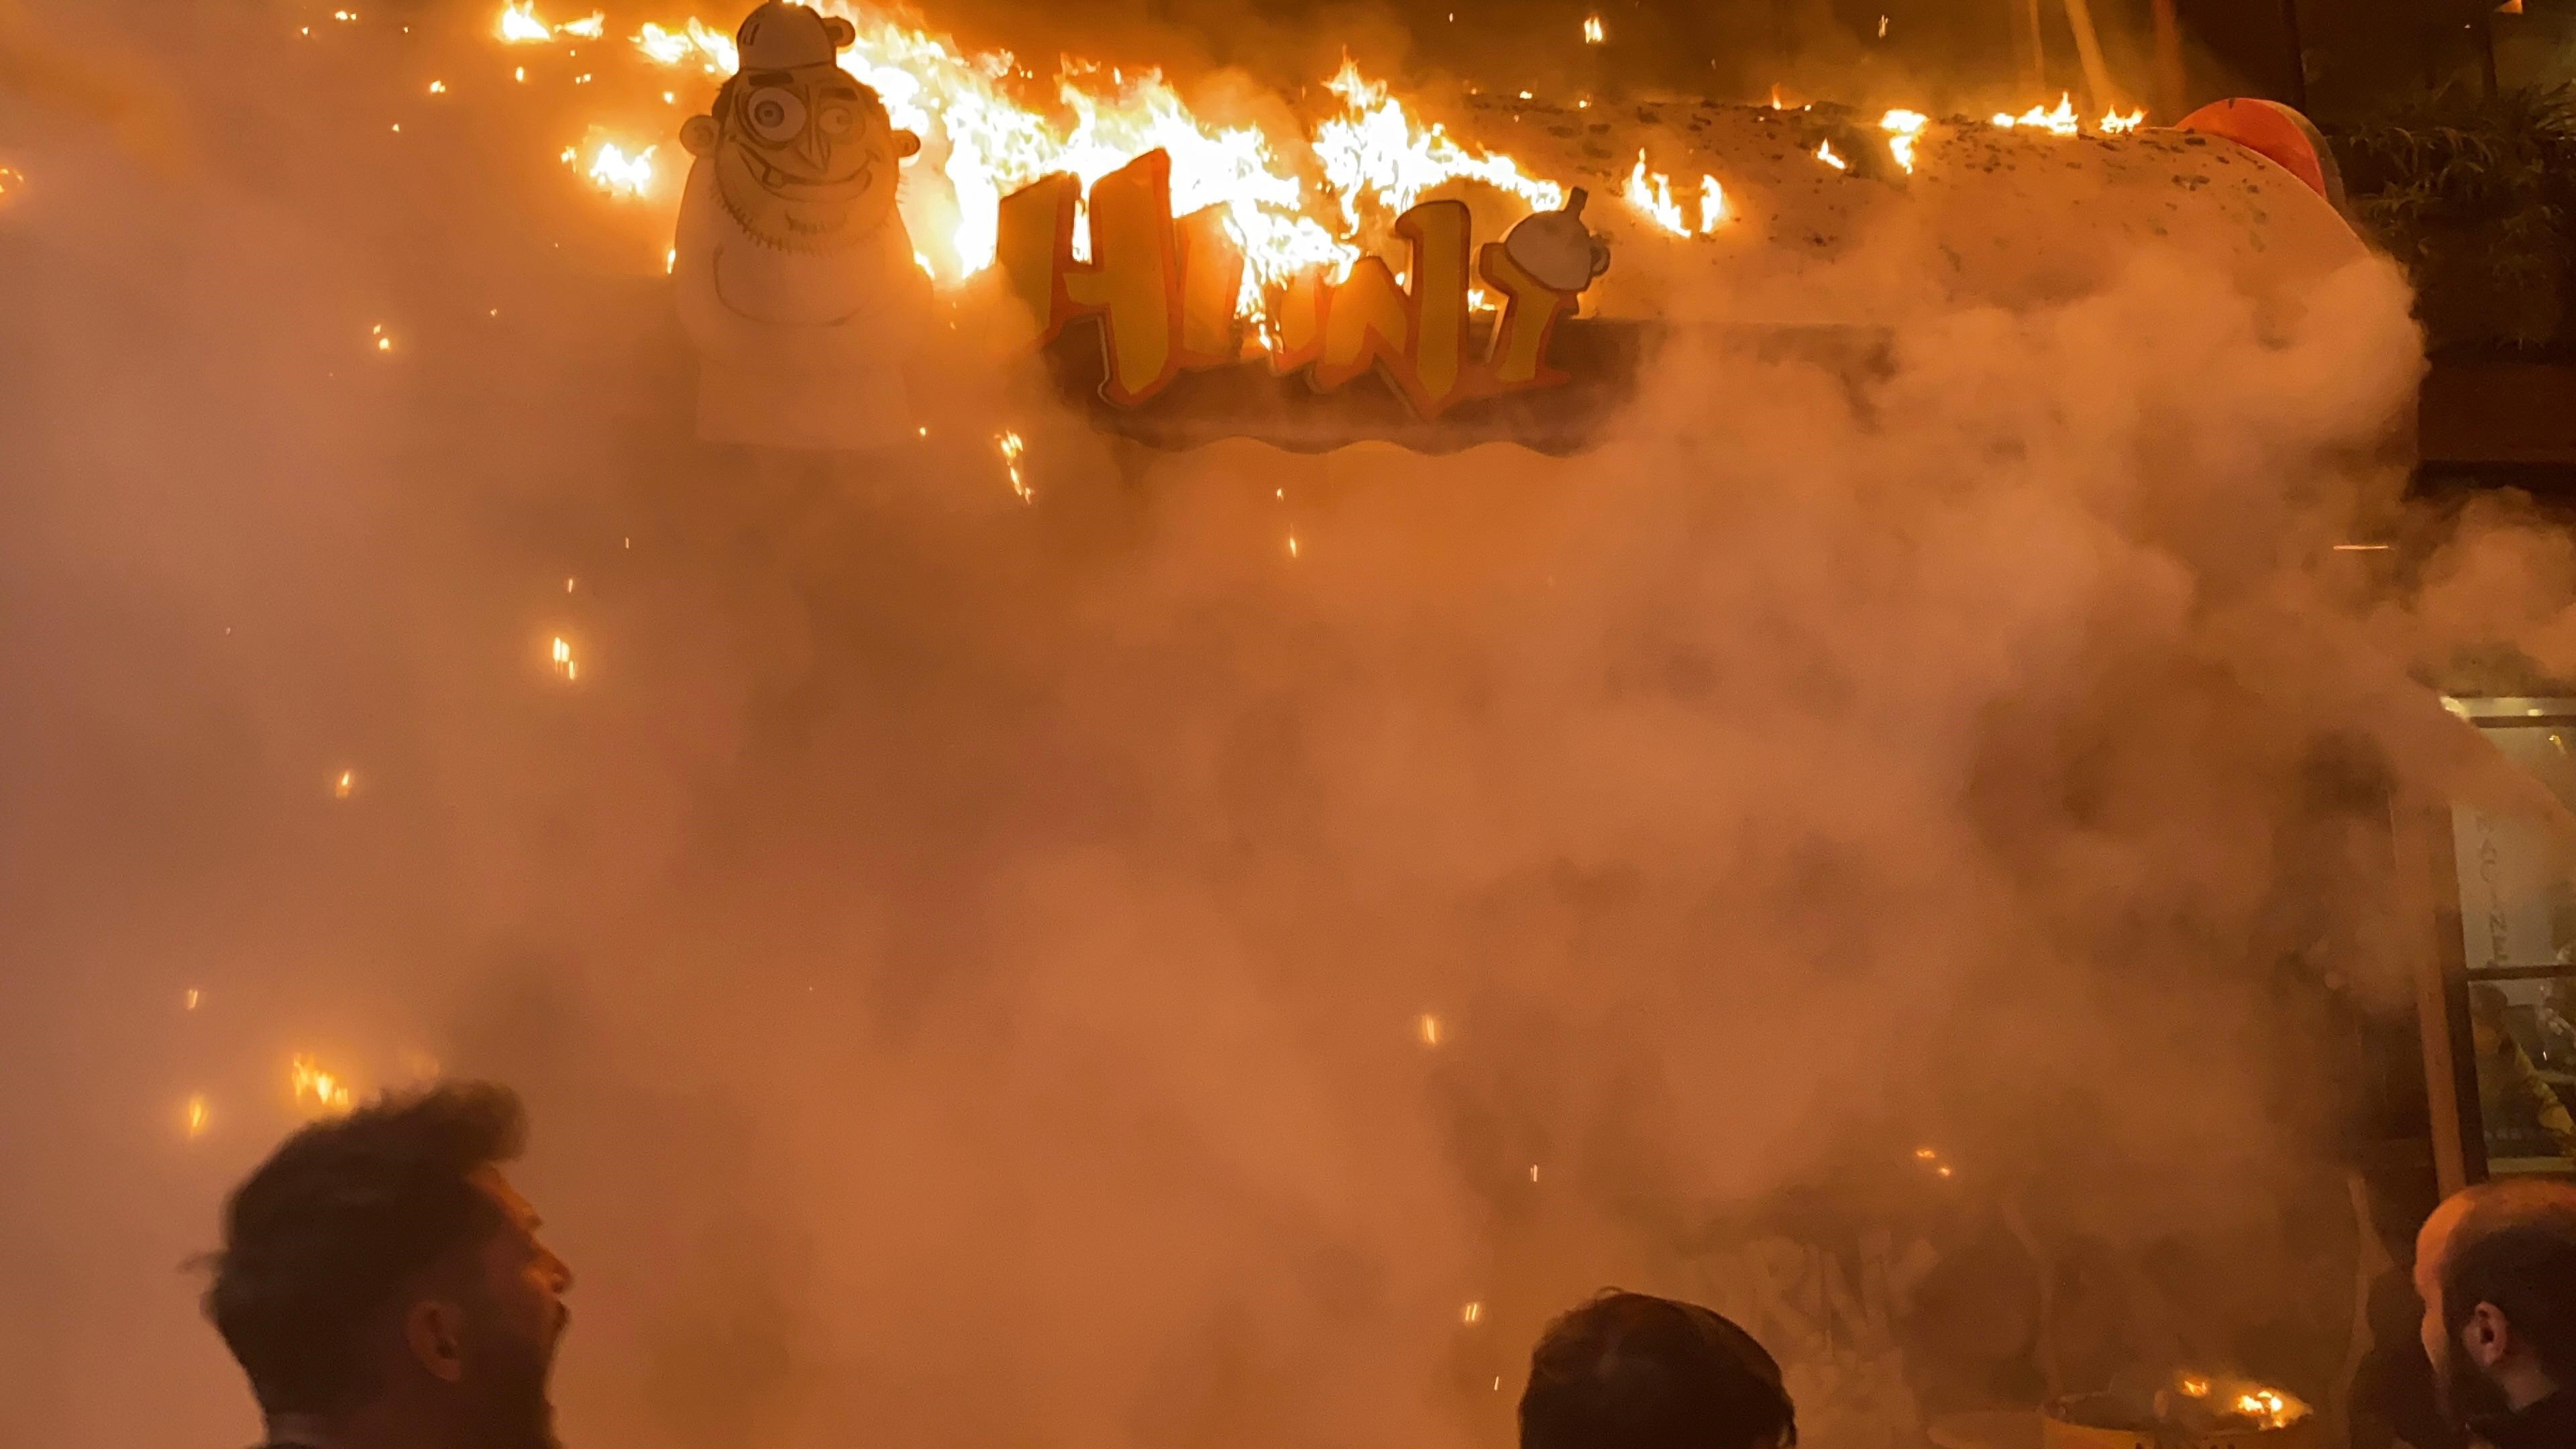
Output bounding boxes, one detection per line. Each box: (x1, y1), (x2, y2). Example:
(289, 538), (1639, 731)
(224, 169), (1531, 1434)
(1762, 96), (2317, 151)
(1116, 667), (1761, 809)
(184, 1095), (210, 1138)
(594, 7), (1576, 322)
(1815, 139), (1846, 170)
(584, 140), (658, 198)
(1316, 61), (1564, 246)
(1417, 1012), (1442, 1046)
(1992, 93), (2081, 136)
(290, 1055), (355, 1114)
(496, 1), (554, 42)
(1697, 175), (1725, 233)
(2100, 106), (2146, 134)
(634, 18), (736, 74)
(1880, 109), (1928, 173)
(498, 3), (602, 42)
(1581, 13), (1604, 43)
(335, 769), (355, 799)
(551, 637), (579, 681)
(1624, 150), (1686, 235)
(2235, 1389), (2296, 1428)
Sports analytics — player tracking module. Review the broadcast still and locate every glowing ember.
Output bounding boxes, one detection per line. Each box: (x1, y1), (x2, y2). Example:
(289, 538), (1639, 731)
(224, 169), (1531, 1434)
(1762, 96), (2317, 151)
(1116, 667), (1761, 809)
(0, 164), (23, 201)
(1992, 93), (2082, 136)
(997, 429), (1030, 502)
(1815, 138), (1847, 170)
(1460, 1300), (1484, 1324)
(2235, 1389), (2293, 1428)
(1880, 109), (1928, 173)
(290, 1055), (354, 1114)
(1417, 1012), (1442, 1046)
(551, 636), (579, 681)
(1696, 174), (1725, 233)
(334, 769), (355, 800)
(1623, 150), (1686, 235)
(184, 1095), (210, 1138)
(183, 988), (201, 1011)
(2165, 1373), (2307, 1431)
(1581, 13), (1604, 43)
(584, 140), (658, 198)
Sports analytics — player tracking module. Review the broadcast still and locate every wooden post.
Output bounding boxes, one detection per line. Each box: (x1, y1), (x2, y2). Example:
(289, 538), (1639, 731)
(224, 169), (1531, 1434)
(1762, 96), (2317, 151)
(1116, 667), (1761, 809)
(2059, 0), (2120, 115)
(2150, 0), (2186, 120)
(2018, 0), (2049, 97)
(2281, 0), (2310, 109)
(2393, 790), (2484, 1195)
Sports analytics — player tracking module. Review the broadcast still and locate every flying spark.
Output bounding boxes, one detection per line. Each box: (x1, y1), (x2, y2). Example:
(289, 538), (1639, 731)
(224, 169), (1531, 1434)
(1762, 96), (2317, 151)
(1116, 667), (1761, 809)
(1581, 14), (1605, 43)
(997, 430), (1030, 502)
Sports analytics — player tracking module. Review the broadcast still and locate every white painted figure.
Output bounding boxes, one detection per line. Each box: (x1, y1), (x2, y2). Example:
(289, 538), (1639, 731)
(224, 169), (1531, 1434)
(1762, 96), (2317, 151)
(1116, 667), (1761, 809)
(674, 1), (930, 451)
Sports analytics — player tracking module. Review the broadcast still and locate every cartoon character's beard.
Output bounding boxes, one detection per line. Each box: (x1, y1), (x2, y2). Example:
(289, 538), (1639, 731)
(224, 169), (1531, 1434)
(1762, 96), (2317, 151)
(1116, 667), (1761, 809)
(714, 157), (884, 254)
(2432, 1334), (2512, 1427)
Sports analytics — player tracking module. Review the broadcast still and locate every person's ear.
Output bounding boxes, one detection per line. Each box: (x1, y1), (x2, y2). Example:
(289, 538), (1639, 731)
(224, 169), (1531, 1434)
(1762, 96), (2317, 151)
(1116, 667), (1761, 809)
(892, 129), (921, 160)
(405, 1298), (469, 1384)
(680, 115), (720, 158)
(822, 16), (855, 46)
(2462, 1301), (2514, 1371)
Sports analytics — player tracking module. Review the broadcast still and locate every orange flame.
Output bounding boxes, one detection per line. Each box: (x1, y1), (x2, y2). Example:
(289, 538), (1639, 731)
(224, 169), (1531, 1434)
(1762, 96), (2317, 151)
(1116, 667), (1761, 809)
(290, 1055), (355, 1115)
(1880, 109), (1929, 173)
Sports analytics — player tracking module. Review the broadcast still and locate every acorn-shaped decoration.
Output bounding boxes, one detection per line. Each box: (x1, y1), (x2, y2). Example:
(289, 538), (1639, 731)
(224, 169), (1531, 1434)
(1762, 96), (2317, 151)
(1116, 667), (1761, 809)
(1503, 186), (1612, 293)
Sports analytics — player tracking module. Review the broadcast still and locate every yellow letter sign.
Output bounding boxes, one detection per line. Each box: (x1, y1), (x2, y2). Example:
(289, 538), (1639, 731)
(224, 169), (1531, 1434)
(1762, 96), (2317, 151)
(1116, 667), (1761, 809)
(998, 150), (1586, 420)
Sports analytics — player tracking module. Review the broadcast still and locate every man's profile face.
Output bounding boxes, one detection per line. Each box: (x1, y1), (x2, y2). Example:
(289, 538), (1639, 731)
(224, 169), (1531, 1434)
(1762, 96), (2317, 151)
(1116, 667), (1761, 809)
(459, 1165), (574, 1449)
(685, 65), (920, 251)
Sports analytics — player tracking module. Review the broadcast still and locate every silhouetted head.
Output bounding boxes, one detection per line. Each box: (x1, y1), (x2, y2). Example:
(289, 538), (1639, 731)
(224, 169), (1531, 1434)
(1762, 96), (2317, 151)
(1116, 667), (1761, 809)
(1521, 1291), (1798, 1449)
(2415, 1179), (2576, 1425)
(205, 1081), (574, 1449)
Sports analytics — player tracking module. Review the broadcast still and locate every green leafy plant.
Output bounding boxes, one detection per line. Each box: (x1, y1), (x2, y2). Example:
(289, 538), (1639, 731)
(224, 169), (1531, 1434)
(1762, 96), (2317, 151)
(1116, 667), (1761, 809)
(2330, 85), (2576, 354)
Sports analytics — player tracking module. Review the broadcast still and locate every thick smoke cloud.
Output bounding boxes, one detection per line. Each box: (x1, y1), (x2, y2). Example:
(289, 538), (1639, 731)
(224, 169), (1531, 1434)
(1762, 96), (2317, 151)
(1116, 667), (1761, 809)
(6, 3), (2576, 1449)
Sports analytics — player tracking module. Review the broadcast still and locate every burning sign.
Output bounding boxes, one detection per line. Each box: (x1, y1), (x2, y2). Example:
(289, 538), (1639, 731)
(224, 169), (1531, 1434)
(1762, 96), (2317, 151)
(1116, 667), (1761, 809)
(996, 154), (1606, 420)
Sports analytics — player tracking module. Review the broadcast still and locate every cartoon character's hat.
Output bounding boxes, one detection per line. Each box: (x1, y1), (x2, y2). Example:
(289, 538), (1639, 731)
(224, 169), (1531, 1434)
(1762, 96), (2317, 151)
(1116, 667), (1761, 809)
(735, 1), (855, 70)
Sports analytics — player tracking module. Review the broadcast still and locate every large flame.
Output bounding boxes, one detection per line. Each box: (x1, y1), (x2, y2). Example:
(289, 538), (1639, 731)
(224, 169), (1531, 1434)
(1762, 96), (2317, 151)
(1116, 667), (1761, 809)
(572, 6), (1585, 321)
(1880, 109), (1929, 174)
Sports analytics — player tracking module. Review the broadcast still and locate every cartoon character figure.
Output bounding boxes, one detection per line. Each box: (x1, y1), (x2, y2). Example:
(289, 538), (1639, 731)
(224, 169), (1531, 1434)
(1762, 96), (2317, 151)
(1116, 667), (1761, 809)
(674, 1), (931, 451)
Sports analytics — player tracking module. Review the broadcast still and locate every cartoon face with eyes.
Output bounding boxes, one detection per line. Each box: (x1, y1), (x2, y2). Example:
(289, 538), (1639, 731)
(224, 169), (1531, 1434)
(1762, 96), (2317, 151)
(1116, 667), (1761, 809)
(680, 2), (921, 252)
